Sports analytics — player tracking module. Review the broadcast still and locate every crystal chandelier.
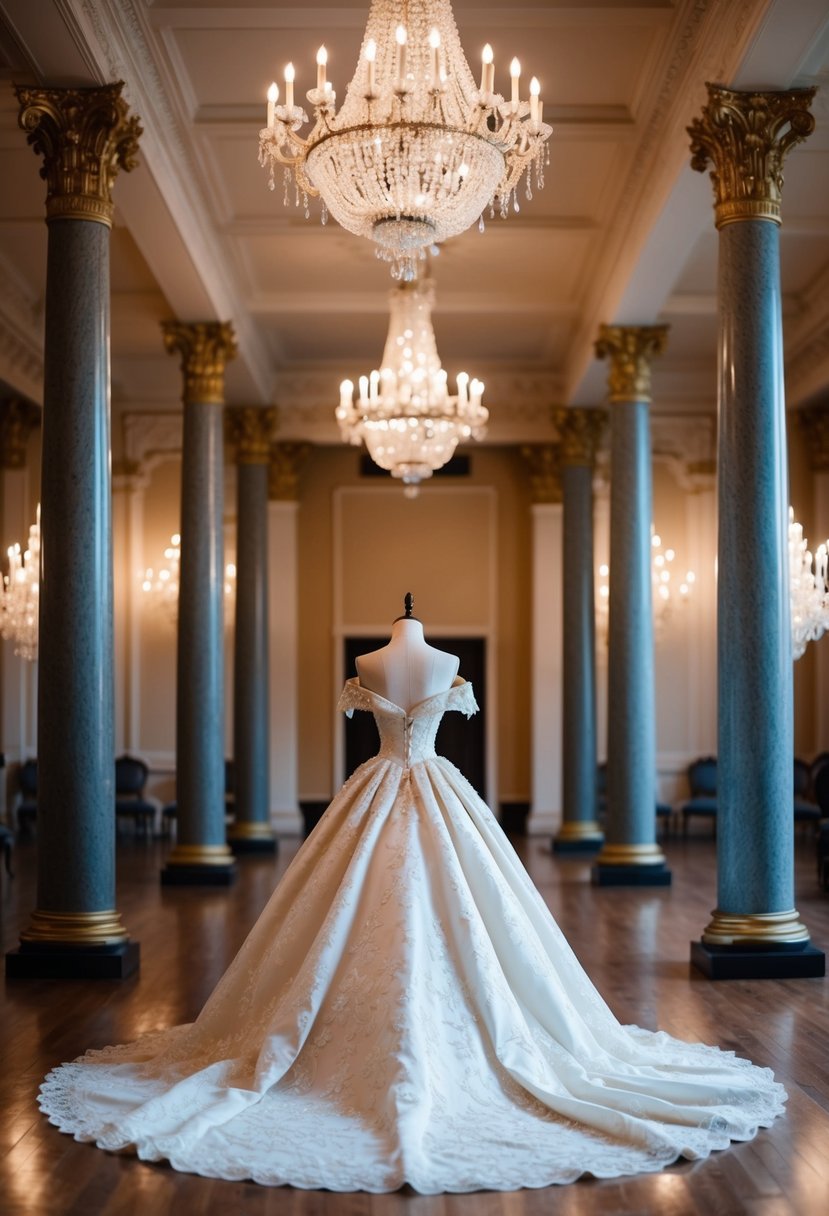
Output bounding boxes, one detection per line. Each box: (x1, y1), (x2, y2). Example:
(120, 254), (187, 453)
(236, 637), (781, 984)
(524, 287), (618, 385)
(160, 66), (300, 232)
(258, 0), (552, 279)
(0, 506), (40, 661)
(789, 507), (829, 660)
(142, 534), (237, 628)
(336, 277), (486, 491)
(597, 530), (695, 642)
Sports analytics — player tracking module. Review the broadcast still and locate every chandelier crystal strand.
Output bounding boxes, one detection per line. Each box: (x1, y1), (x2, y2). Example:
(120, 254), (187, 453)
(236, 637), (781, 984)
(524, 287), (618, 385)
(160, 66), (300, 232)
(337, 278), (487, 491)
(789, 507), (829, 659)
(0, 505), (40, 661)
(258, 0), (552, 279)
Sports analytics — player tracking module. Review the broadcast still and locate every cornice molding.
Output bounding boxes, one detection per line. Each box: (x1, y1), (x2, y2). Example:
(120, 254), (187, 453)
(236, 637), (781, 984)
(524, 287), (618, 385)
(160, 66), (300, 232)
(122, 410), (182, 475)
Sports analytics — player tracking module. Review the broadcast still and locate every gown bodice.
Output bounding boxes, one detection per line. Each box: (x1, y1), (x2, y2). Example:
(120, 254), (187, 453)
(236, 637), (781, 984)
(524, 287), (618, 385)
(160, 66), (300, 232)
(337, 676), (479, 769)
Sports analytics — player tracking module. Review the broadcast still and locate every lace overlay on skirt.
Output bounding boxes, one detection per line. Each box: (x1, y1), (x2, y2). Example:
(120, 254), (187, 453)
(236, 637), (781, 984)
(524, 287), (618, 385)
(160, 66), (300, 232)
(38, 679), (786, 1193)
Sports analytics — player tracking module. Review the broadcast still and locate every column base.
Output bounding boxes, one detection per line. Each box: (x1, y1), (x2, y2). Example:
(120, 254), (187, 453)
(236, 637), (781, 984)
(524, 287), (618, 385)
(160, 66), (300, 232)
(6, 940), (140, 980)
(161, 863), (236, 886)
(592, 862), (672, 887)
(690, 940), (825, 980)
(553, 821), (604, 854)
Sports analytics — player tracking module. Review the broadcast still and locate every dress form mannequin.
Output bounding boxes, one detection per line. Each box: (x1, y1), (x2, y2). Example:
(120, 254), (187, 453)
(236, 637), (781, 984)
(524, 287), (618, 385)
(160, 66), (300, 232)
(356, 593), (459, 712)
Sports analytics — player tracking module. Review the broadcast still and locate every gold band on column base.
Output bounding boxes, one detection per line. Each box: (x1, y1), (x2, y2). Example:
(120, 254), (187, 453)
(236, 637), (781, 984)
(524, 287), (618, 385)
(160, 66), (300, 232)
(595, 842), (666, 866)
(20, 908), (129, 946)
(165, 843), (235, 867)
(555, 821), (603, 843)
(227, 822), (276, 841)
(701, 908), (811, 947)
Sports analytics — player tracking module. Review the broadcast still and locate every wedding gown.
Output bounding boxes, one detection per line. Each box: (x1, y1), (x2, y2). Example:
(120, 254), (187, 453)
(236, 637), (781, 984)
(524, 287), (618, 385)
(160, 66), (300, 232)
(39, 677), (786, 1193)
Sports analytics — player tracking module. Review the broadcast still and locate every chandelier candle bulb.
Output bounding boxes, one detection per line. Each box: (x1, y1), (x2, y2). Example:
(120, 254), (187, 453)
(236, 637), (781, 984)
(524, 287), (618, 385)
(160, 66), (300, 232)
(429, 29), (441, 86)
(316, 46), (327, 92)
(365, 38), (377, 96)
(530, 77), (540, 130)
(510, 58), (521, 109)
(267, 81), (278, 129)
(284, 62), (295, 112)
(481, 44), (494, 96)
(457, 370), (469, 406)
(396, 25), (407, 91)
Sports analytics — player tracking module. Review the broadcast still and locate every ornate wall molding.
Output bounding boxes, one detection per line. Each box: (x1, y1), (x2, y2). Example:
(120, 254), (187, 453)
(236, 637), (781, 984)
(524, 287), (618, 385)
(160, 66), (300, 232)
(0, 398), (41, 469)
(797, 404), (829, 473)
(122, 410), (183, 477)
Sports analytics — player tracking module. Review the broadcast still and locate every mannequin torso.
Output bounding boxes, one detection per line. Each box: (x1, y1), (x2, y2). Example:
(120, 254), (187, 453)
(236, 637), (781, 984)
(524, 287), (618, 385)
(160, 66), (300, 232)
(356, 618), (459, 712)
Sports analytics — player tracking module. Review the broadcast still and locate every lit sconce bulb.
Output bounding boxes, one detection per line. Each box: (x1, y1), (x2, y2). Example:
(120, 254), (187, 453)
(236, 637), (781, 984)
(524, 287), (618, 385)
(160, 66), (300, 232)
(481, 43), (494, 94)
(510, 57), (521, 108)
(365, 38), (376, 94)
(340, 379), (353, 408)
(284, 61), (295, 110)
(396, 25), (407, 88)
(316, 45), (327, 91)
(458, 162), (469, 178)
(266, 81), (278, 128)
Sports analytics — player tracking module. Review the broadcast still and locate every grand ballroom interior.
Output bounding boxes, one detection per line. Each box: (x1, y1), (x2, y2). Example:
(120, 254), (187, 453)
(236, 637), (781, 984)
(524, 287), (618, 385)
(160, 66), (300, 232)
(1, 0), (829, 1213)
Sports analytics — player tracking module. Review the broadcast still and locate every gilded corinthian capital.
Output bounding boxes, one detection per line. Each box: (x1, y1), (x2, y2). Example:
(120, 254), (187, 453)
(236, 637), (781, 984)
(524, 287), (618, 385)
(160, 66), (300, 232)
(688, 83), (816, 229)
(226, 406), (278, 463)
(268, 442), (312, 501)
(594, 325), (668, 404)
(520, 444), (563, 504)
(552, 407), (606, 467)
(162, 322), (237, 405)
(15, 82), (141, 226)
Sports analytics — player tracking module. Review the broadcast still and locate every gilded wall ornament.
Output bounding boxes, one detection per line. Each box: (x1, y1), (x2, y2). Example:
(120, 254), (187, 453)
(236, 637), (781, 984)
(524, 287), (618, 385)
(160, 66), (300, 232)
(797, 404), (829, 472)
(268, 442), (312, 501)
(688, 83), (816, 228)
(552, 407), (606, 467)
(594, 325), (668, 404)
(15, 82), (141, 227)
(0, 398), (41, 469)
(226, 406), (278, 464)
(162, 322), (237, 405)
(520, 443), (563, 504)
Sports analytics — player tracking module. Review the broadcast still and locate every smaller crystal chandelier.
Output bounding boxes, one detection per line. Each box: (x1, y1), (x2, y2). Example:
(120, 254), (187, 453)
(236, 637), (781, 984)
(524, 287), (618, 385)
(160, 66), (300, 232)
(142, 534), (237, 627)
(0, 505), (40, 661)
(789, 507), (829, 660)
(258, 0), (552, 279)
(337, 277), (486, 492)
(597, 530), (695, 642)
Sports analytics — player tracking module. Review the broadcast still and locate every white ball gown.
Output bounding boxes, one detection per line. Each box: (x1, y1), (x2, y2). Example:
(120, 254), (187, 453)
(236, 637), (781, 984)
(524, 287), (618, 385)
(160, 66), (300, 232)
(39, 677), (786, 1193)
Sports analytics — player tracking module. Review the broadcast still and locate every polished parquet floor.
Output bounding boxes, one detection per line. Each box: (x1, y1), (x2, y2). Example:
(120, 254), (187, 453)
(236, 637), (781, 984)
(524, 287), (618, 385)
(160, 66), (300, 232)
(1, 828), (828, 1216)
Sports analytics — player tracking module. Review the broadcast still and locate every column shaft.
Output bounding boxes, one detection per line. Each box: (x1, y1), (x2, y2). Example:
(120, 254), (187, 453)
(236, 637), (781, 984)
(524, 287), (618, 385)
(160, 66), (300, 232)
(229, 459), (273, 850)
(555, 462), (601, 850)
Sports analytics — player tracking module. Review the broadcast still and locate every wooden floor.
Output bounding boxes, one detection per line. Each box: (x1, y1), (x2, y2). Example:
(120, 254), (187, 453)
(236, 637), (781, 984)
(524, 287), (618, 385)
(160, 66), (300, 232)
(2, 829), (828, 1216)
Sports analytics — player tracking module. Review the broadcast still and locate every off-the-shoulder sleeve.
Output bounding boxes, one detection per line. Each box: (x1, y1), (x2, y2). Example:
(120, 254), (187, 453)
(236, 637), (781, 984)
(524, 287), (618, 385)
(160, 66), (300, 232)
(450, 680), (479, 719)
(336, 678), (372, 719)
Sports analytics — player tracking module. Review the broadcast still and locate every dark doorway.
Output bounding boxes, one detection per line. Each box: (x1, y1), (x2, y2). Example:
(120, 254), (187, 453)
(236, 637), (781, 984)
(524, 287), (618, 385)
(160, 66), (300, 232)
(343, 637), (486, 795)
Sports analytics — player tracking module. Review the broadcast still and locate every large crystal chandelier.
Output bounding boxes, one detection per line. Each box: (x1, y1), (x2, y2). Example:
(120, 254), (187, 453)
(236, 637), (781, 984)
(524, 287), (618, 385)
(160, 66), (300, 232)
(336, 277), (486, 491)
(258, 0), (552, 279)
(789, 507), (829, 659)
(0, 506), (40, 661)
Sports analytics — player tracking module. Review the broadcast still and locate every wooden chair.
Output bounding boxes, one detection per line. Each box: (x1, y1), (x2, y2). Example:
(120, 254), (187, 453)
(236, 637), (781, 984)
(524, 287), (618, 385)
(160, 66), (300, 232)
(794, 757), (820, 828)
(681, 757), (718, 836)
(115, 755), (157, 837)
(16, 759), (38, 835)
(162, 760), (236, 836)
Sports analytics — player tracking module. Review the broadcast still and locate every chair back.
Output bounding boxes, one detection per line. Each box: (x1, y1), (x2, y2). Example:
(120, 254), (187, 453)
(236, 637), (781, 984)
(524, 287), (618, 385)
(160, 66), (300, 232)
(688, 756), (717, 796)
(794, 757), (811, 797)
(816, 764), (829, 817)
(17, 759), (37, 796)
(115, 755), (149, 797)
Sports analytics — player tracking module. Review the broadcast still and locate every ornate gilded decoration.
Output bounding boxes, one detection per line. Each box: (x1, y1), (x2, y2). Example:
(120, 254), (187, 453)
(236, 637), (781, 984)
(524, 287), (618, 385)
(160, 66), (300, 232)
(595, 842), (667, 867)
(552, 407), (606, 467)
(797, 404), (829, 472)
(20, 908), (128, 946)
(15, 82), (141, 227)
(701, 907), (810, 947)
(520, 444), (563, 504)
(165, 843), (236, 867)
(162, 322), (237, 406)
(688, 83), (816, 228)
(268, 442), (312, 501)
(556, 821), (603, 844)
(226, 406), (278, 464)
(0, 398), (41, 469)
(594, 325), (668, 404)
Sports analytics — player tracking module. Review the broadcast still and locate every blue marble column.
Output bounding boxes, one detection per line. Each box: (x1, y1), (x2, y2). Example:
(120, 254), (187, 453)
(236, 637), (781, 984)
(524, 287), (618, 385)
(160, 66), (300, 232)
(593, 326), (671, 887)
(553, 409), (605, 853)
(227, 407), (277, 853)
(162, 323), (237, 886)
(6, 84), (141, 979)
(688, 85), (822, 978)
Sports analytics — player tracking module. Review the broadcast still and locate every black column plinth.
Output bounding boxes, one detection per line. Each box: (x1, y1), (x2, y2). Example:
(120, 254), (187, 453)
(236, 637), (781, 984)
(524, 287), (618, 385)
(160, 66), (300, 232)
(592, 863), (672, 887)
(690, 940), (825, 980)
(228, 837), (278, 855)
(6, 940), (140, 980)
(161, 864), (236, 886)
(553, 838), (603, 855)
